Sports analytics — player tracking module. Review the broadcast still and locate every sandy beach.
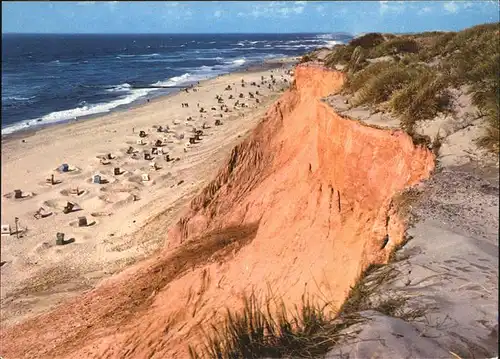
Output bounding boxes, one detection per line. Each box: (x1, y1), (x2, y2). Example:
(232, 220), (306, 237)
(0, 64), (294, 327)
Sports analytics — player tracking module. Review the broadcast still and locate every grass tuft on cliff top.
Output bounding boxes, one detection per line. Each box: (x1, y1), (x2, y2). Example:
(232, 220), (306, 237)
(319, 22), (500, 152)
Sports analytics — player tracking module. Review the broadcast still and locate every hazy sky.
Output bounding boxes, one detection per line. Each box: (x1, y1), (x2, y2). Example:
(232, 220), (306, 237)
(2, 1), (499, 34)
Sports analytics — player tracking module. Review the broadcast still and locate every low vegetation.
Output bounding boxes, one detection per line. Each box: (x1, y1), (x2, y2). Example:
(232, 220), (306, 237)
(189, 263), (424, 358)
(320, 22), (500, 151)
(188, 22), (498, 359)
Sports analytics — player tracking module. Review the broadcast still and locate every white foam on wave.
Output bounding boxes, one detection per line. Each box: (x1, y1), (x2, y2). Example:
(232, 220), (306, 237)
(105, 83), (132, 92)
(226, 46), (259, 51)
(1, 71), (209, 136)
(231, 58), (246, 66)
(153, 73), (193, 87)
(117, 53), (161, 58)
(2, 87), (153, 135)
(196, 56), (224, 61)
(323, 40), (343, 48)
(4, 96), (36, 101)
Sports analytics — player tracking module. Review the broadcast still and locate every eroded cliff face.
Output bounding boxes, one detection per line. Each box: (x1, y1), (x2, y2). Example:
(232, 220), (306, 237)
(0, 65), (435, 359)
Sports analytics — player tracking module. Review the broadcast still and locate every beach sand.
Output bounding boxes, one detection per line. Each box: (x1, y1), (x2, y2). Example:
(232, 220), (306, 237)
(0, 65), (294, 327)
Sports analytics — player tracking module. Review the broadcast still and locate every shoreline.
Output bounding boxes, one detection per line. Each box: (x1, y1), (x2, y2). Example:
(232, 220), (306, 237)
(1, 57), (298, 143)
(0, 61), (295, 327)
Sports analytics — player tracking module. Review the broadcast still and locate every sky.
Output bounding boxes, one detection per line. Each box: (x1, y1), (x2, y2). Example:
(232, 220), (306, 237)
(2, 1), (499, 35)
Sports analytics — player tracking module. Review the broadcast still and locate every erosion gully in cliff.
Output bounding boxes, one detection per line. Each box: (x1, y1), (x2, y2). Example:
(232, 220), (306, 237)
(0, 64), (435, 358)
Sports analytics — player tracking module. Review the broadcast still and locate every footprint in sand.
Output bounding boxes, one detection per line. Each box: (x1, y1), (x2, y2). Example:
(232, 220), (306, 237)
(128, 174), (155, 187)
(90, 211), (113, 218)
(99, 182), (140, 193)
(125, 139), (148, 146)
(32, 241), (56, 255)
(59, 188), (88, 197)
(80, 196), (108, 212)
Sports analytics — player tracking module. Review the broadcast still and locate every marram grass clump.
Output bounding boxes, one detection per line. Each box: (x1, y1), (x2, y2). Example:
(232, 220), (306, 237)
(189, 265), (426, 358)
(320, 22), (499, 152)
(188, 292), (355, 359)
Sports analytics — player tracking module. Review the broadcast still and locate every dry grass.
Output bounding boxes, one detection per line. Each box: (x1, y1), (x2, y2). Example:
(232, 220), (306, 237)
(190, 262), (426, 358)
(324, 45), (355, 67)
(321, 22), (500, 152)
(350, 33), (385, 49)
(390, 187), (423, 222)
(368, 37), (419, 58)
(189, 292), (361, 359)
(299, 53), (316, 64)
(390, 71), (451, 132)
(348, 63), (424, 107)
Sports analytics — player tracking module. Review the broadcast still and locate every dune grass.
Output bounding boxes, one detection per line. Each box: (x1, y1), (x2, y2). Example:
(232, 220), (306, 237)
(321, 22), (499, 152)
(188, 292), (358, 359)
(189, 263), (425, 358)
(389, 71), (451, 132)
(348, 63), (425, 108)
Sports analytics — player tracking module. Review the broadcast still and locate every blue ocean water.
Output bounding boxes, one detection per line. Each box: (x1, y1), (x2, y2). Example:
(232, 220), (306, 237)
(1, 33), (351, 135)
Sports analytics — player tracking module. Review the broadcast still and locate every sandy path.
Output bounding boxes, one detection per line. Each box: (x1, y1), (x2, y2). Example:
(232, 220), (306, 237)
(0, 66), (293, 327)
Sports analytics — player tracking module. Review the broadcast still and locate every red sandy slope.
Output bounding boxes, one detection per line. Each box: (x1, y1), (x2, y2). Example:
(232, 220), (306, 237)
(0, 64), (434, 359)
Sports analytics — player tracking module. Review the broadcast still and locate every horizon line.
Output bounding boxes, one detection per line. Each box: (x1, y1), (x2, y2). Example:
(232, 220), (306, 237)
(2, 31), (353, 35)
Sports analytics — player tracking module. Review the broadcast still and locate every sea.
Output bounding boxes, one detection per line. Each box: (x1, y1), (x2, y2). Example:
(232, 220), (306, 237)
(1, 33), (352, 135)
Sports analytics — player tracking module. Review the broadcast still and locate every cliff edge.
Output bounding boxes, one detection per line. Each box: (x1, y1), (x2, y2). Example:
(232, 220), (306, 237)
(0, 65), (435, 358)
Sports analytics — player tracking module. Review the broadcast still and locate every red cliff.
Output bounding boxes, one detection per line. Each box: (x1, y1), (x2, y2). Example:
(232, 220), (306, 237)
(0, 64), (435, 359)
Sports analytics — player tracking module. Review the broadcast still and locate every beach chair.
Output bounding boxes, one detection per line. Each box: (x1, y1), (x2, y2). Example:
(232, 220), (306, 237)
(63, 202), (75, 214)
(46, 174), (56, 185)
(34, 207), (52, 220)
(78, 216), (88, 227)
(56, 232), (65, 246)
(1, 224), (11, 236)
